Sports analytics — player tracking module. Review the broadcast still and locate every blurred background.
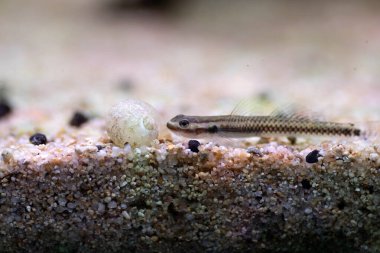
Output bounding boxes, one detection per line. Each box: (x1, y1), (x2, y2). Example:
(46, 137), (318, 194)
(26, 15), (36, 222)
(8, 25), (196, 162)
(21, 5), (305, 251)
(0, 0), (380, 131)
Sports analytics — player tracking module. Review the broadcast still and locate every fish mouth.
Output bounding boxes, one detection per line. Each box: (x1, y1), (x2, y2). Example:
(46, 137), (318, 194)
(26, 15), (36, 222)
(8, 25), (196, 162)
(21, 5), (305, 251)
(166, 121), (194, 135)
(166, 121), (176, 130)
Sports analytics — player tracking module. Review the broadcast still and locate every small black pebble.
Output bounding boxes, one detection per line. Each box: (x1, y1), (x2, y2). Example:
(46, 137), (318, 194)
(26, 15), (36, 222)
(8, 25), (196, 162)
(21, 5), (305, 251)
(29, 133), (47, 145)
(287, 136), (297, 145)
(301, 179), (312, 189)
(337, 199), (346, 210)
(167, 202), (180, 218)
(364, 185), (374, 194)
(247, 147), (263, 157)
(96, 145), (105, 151)
(306, 149), (321, 163)
(69, 111), (89, 127)
(368, 185), (374, 194)
(0, 101), (12, 118)
(188, 140), (200, 153)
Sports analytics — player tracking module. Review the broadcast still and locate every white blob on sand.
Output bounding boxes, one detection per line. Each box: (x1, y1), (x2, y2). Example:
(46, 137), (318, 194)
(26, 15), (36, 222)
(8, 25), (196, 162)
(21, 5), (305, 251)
(106, 99), (159, 147)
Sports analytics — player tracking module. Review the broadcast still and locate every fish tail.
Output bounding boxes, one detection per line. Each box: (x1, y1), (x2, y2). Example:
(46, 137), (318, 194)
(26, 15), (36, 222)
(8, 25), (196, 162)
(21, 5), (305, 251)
(356, 121), (380, 141)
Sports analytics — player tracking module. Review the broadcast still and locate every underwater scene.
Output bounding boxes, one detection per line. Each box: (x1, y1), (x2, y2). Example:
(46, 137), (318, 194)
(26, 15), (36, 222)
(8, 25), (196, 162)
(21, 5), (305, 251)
(0, 0), (379, 252)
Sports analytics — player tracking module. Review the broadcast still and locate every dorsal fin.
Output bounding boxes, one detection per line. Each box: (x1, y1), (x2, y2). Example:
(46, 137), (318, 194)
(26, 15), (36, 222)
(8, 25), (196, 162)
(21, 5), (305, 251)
(230, 100), (323, 122)
(230, 99), (273, 117)
(270, 104), (323, 121)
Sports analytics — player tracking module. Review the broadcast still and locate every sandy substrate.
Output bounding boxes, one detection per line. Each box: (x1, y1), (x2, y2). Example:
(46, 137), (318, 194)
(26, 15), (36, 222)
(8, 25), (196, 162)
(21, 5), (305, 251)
(0, 119), (379, 252)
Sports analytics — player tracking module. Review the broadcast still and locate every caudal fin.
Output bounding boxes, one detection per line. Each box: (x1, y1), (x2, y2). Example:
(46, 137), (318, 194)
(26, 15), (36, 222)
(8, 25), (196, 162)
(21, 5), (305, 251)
(357, 121), (380, 141)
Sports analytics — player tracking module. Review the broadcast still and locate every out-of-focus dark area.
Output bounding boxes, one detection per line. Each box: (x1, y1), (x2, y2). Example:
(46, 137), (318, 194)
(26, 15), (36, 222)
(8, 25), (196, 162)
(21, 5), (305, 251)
(0, 0), (379, 119)
(104, 0), (178, 13)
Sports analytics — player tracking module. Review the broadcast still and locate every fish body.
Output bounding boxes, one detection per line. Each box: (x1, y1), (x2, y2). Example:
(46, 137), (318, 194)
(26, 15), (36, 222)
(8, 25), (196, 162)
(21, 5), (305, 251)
(167, 114), (361, 138)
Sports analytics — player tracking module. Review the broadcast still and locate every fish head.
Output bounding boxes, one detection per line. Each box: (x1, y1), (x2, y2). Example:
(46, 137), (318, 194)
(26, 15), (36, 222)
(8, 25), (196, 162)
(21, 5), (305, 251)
(167, 114), (211, 137)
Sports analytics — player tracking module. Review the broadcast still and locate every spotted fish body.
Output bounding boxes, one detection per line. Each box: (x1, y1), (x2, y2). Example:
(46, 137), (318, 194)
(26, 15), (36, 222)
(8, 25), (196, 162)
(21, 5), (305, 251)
(218, 115), (360, 137)
(167, 114), (362, 138)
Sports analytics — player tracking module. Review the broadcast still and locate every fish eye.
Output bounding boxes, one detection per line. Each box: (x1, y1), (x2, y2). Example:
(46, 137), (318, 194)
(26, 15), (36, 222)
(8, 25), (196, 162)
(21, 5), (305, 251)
(179, 119), (190, 128)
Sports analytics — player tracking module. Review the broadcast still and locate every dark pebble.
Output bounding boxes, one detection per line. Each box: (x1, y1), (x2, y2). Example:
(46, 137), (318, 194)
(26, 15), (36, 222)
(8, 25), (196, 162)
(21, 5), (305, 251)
(29, 133), (47, 145)
(69, 111), (89, 127)
(96, 145), (105, 151)
(287, 136), (297, 145)
(337, 199), (346, 210)
(306, 149), (321, 163)
(188, 140), (200, 153)
(247, 147), (263, 157)
(301, 179), (312, 189)
(0, 101), (12, 118)
(364, 185), (374, 194)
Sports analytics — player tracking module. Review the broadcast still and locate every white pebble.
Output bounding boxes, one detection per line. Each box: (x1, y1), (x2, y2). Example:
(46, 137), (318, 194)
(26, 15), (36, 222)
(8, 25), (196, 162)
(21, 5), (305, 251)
(97, 149), (107, 158)
(369, 153), (379, 162)
(304, 208), (312, 214)
(108, 201), (117, 209)
(58, 198), (67, 206)
(97, 203), (105, 213)
(106, 99), (159, 147)
(122, 211), (131, 220)
(67, 202), (77, 209)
